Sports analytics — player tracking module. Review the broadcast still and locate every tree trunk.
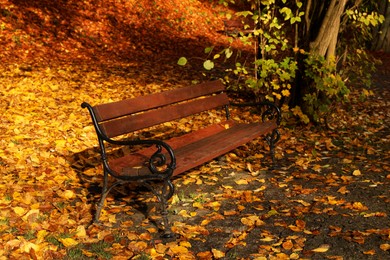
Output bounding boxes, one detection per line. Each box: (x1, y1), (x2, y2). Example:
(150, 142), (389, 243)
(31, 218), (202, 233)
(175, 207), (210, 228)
(372, 0), (390, 52)
(310, 0), (348, 59)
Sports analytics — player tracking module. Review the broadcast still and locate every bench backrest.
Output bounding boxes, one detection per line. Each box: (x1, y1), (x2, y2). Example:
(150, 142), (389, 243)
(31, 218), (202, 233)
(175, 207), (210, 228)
(91, 80), (229, 138)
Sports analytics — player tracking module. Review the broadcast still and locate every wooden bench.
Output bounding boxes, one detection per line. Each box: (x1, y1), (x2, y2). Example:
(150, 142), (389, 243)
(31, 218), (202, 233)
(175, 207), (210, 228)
(81, 80), (281, 237)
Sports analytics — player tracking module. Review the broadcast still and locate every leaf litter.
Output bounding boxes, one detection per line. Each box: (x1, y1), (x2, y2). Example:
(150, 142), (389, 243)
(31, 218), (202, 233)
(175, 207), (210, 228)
(0, 0), (390, 259)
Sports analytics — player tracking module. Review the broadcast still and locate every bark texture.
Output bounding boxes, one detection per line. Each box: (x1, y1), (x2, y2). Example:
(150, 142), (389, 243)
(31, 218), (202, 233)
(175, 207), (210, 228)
(372, 0), (390, 52)
(309, 0), (348, 58)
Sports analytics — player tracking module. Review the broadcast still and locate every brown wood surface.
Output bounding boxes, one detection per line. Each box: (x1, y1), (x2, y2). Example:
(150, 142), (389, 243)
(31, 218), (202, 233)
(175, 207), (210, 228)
(100, 93), (229, 138)
(93, 80), (225, 122)
(109, 120), (277, 177)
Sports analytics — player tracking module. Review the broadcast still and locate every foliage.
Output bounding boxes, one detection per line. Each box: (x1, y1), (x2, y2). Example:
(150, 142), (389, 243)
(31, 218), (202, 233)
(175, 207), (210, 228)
(336, 3), (384, 89)
(246, 57), (297, 102)
(179, 0), (385, 125)
(302, 54), (350, 123)
(188, 0), (301, 105)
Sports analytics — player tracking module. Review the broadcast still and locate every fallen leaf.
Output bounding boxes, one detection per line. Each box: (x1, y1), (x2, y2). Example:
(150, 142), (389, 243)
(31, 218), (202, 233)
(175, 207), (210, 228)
(282, 240), (294, 250)
(197, 251), (213, 259)
(211, 248), (225, 259)
(58, 237), (79, 247)
(312, 244), (330, 253)
(380, 243), (390, 251)
(363, 249), (376, 255)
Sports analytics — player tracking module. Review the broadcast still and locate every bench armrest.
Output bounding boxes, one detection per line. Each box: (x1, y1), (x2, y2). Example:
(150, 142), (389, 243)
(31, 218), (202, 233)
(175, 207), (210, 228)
(108, 139), (176, 177)
(230, 101), (281, 125)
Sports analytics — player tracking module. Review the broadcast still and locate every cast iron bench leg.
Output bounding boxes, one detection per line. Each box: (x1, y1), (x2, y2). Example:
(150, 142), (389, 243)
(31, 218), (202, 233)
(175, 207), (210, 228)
(143, 179), (175, 238)
(94, 171), (123, 223)
(265, 128), (281, 167)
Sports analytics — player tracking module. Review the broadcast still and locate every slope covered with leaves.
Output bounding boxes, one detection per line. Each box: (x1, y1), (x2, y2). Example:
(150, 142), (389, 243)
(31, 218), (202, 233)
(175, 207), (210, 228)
(0, 0), (389, 259)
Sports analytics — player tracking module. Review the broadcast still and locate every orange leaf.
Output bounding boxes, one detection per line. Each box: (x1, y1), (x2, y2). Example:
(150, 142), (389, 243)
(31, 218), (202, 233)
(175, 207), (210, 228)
(282, 240), (294, 250)
(363, 249), (376, 255)
(380, 243), (390, 251)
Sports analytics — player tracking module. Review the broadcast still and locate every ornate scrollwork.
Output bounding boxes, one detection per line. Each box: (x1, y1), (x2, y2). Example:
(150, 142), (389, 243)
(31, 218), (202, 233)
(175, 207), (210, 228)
(260, 102), (282, 125)
(265, 129), (281, 147)
(148, 144), (175, 176)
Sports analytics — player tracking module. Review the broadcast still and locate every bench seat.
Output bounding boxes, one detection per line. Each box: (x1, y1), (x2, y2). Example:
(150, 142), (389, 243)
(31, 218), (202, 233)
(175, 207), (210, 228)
(110, 120), (277, 177)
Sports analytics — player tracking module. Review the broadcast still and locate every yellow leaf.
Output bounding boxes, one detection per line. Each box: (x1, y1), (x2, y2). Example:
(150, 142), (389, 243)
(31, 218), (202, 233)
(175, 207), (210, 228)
(20, 241), (41, 253)
(201, 219), (211, 226)
(170, 245), (189, 254)
(260, 237), (274, 242)
(82, 249), (94, 257)
(235, 179), (249, 185)
(282, 89), (290, 97)
(352, 202), (368, 211)
(13, 206), (26, 216)
(211, 248), (225, 259)
(312, 244), (330, 252)
(55, 139), (67, 149)
(180, 241), (192, 248)
(36, 230), (48, 244)
(59, 237), (79, 248)
(193, 202), (204, 209)
(170, 194), (180, 204)
(178, 210), (191, 218)
(206, 201), (221, 211)
(22, 209), (40, 222)
(62, 190), (76, 200)
(76, 225), (87, 238)
(30, 154), (40, 164)
(246, 163), (254, 173)
(353, 169), (362, 176)
(108, 213), (116, 223)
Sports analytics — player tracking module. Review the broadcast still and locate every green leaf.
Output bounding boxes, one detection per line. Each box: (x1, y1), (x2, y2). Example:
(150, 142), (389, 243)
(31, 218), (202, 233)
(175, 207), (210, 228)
(203, 60), (214, 70)
(177, 57), (187, 66)
(225, 48), (233, 59)
(280, 7), (292, 20)
(204, 47), (213, 54)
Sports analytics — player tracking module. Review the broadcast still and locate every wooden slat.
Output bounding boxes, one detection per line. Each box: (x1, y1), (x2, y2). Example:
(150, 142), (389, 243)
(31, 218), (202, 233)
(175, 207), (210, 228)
(173, 121), (276, 175)
(94, 80), (225, 121)
(109, 120), (237, 175)
(100, 93), (230, 138)
(109, 120), (277, 177)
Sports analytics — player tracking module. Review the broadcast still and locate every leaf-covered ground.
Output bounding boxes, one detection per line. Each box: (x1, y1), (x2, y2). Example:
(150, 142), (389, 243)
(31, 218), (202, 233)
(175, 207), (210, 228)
(0, 0), (389, 259)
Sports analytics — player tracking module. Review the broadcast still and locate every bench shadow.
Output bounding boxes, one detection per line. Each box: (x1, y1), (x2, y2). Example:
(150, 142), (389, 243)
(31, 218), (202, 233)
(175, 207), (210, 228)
(66, 147), (158, 226)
